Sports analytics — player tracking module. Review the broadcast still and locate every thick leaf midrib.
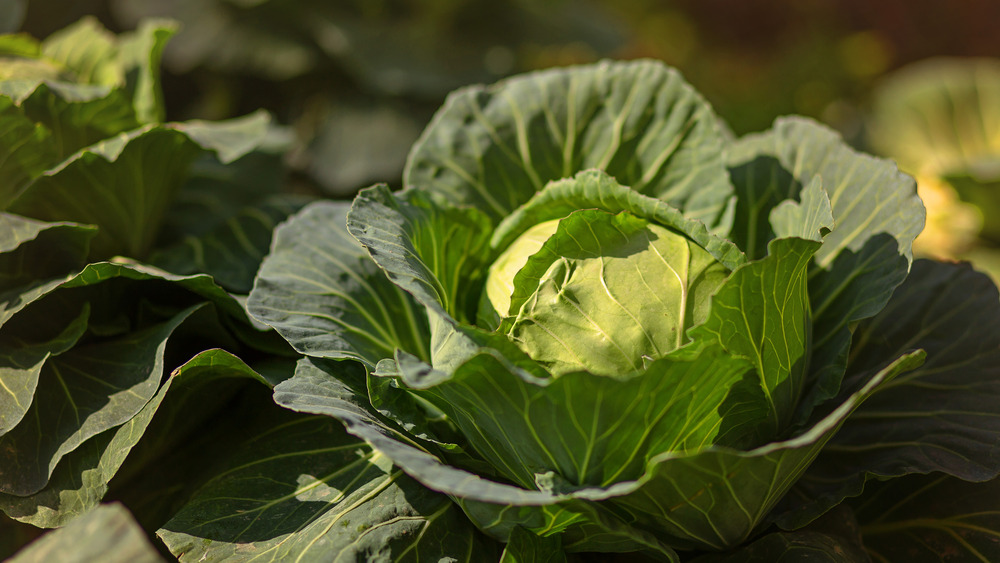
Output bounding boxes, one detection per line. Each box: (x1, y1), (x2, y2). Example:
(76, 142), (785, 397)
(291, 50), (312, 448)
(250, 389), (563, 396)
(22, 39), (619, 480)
(596, 74), (643, 171)
(501, 90), (544, 192)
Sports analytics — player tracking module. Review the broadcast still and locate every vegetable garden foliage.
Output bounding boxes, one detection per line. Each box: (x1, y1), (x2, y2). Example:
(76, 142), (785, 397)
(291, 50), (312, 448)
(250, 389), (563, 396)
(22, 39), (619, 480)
(3, 21), (1000, 563)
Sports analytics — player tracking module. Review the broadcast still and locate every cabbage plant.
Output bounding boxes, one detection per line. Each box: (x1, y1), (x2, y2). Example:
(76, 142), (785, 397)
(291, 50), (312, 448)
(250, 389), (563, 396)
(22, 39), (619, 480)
(244, 60), (1000, 561)
(869, 57), (1000, 281)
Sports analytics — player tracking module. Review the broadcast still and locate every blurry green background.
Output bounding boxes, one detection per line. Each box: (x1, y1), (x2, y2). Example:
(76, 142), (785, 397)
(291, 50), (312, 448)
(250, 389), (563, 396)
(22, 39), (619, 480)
(6, 0), (1000, 278)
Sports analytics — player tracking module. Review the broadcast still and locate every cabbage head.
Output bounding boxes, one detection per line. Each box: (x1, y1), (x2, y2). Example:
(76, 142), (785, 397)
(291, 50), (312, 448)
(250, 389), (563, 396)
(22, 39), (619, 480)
(249, 60), (1000, 560)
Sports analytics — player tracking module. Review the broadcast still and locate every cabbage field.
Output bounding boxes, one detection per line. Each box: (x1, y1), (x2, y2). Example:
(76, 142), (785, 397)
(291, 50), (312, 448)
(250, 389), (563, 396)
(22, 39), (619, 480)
(3, 10), (1000, 563)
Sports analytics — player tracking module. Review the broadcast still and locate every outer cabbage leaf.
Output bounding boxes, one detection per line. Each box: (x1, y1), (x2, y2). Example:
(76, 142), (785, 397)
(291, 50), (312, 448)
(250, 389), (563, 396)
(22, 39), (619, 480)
(500, 526), (566, 563)
(347, 184), (494, 326)
(694, 506), (868, 563)
(685, 237), (820, 436)
(9, 112), (269, 260)
(0, 214), (95, 327)
(0, 304), (201, 496)
(36, 16), (175, 124)
(0, 242), (273, 524)
(158, 409), (499, 562)
(779, 260), (1000, 528)
(395, 342), (756, 490)
(150, 194), (311, 294)
(0, 357), (174, 527)
(274, 343), (922, 554)
(248, 201), (430, 369)
(854, 473), (1000, 562)
(727, 117), (924, 418)
(0, 305), (88, 435)
(0, 348), (271, 529)
(405, 59), (735, 230)
(6, 503), (162, 563)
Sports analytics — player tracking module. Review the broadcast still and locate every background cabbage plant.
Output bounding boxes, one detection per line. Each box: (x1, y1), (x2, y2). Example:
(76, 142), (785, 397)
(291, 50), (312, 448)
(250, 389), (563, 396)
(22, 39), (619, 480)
(869, 57), (1000, 282)
(244, 60), (1000, 560)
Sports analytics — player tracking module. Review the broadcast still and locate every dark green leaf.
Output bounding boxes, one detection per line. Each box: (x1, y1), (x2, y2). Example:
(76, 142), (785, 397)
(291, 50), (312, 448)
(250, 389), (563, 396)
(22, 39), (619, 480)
(157, 409), (499, 562)
(0, 96), (58, 208)
(855, 473), (1000, 563)
(782, 260), (1000, 527)
(85, 348), (284, 531)
(0, 358), (172, 527)
(405, 59), (734, 229)
(150, 194), (311, 293)
(696, 506), (869, 563)
(0, 347), (274, 528)
(158, 150), (285, 241)
(0, 214), (95, 327)
(0, 303), (88, 435)
(0, 304), (201, 496)
(500, 526), (567, 563)
(248, 201), (430, 368)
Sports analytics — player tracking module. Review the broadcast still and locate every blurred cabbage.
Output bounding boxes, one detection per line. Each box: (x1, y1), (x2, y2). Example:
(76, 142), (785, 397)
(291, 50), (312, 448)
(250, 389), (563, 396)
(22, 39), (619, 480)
(870, 58), (1000, 279)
